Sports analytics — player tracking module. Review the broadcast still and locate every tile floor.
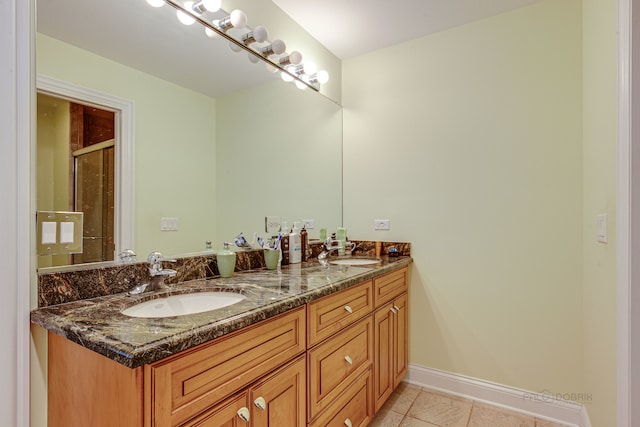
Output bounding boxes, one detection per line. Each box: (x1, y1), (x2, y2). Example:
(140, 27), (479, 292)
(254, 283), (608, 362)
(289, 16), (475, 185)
(369, 383), (572, 427)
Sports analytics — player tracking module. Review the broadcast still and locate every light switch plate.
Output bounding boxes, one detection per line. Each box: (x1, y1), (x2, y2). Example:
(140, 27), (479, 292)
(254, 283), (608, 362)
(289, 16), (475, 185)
(302, 219), (315, 229)
(36, 211), (84, 256)
(160, 217), (179, 231)
(596, 214), (607, 243)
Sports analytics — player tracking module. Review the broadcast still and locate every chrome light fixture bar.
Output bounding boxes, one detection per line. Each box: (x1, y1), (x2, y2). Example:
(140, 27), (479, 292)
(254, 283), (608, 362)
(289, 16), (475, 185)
(160, 0), (322, 92)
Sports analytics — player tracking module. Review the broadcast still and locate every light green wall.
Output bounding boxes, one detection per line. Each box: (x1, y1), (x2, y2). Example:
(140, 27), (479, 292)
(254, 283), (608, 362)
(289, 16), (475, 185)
(343, 0), (584, 396)
(36, 94), (71, 268)
(582, 0), (618, 424)
(215, 80), (342, 242)
(36, 33), (217, 258)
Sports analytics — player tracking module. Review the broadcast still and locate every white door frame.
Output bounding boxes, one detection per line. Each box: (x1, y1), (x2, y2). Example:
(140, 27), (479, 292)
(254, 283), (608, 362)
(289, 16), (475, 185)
(618, 0), (639, 426)
(36, 74), (135, 258)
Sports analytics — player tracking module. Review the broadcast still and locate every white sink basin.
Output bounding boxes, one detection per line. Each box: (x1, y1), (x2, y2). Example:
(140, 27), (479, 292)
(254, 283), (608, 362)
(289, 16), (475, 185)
(329, 257), (382, 266)
(122, 292), (246, 318)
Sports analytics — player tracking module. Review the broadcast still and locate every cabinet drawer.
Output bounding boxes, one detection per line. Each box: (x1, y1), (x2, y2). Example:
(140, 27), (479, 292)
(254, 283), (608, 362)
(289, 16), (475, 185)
(373, 267), (408, 308)
(307, 316), (373, 421)
(309, 368), (373, 427)
(147, 307), (306, 427)
(307, 280), (373, 347)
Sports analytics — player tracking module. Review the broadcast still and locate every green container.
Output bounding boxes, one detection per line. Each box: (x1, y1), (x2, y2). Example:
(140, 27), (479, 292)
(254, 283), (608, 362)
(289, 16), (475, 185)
(217, 242), (237, 278)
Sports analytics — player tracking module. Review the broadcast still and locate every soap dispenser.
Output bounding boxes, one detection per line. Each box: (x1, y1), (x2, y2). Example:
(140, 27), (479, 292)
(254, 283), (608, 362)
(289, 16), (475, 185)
(217, 242), (237, 278)
(289, 222), (302, 264)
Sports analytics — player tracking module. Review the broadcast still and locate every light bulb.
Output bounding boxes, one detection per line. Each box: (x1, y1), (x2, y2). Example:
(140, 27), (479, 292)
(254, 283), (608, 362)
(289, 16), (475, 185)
(281, 71), (294, 82)
(229, 42), (242, 53)
(316, 70), (329, 84)
(201, 0), (221, 12)
(303, 61), (317, 75)
(192, 0), (221, 13)
(242, 26), (269, 46)
(177, 2), (196, 25)
(248, 53), (259, 64)
(295, 80), (308, 90)
(279, 50), (302, 66)
(217, 9), (247, 31)
(262, 39), (286, 57)
(230, 9), (247, 28)
(146, 0), (164, 7)
(205, 26), (219, 38)
(266, 63), (279, 73)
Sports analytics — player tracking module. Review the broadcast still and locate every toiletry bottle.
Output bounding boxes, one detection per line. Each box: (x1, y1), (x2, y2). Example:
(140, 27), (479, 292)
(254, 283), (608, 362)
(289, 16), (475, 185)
(217, 242), (236, 278)
(289, 222), (302, 264)
(336, 227), (347, 256)
(280, 224), (290, 265)
(300, 225), (309, 262)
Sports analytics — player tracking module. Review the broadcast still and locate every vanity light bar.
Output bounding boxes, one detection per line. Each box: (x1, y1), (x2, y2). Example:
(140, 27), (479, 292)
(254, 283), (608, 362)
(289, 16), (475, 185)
(156, 0), (325, 92)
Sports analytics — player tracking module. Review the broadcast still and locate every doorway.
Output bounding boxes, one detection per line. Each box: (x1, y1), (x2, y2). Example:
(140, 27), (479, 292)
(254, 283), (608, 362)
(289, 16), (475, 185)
(36, 93), (116, 267)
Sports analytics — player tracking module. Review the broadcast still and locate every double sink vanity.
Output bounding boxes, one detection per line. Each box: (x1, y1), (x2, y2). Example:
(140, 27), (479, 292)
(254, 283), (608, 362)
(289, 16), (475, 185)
(31, 246), (411, 427)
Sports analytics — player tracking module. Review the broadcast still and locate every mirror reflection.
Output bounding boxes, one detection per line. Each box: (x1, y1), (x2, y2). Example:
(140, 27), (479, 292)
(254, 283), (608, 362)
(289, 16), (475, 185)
(35, 0), (343, 270)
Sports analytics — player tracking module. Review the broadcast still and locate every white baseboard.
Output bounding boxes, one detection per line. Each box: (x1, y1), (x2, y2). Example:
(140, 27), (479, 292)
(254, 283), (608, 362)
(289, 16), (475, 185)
(406, 364), (591, 427)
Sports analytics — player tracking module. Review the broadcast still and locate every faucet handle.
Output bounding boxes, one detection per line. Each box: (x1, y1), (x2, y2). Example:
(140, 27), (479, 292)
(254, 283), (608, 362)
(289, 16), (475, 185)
(147, 251), (176, 273)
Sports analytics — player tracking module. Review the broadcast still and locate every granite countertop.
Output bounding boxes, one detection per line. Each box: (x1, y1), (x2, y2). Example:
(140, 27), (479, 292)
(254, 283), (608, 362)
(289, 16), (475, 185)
(31, 256), (411, 368)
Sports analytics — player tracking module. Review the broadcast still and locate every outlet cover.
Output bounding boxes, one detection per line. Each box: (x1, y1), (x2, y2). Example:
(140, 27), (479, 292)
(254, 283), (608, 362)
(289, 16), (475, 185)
(265, 216), (281, 234)
(596, 214), (607, 243)
(302, 219), (315, 229)
(374, 219), (390, 230)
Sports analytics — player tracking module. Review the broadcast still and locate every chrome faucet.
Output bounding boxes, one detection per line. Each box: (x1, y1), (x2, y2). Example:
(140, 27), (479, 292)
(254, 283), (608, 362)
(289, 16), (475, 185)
(318, 237), (342, 262)
(146, 251), (177, 292)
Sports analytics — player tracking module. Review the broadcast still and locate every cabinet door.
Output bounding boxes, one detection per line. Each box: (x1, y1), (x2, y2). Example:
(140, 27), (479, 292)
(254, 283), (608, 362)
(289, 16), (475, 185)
(250, 356), (306, 427)
(373, 303), (394, 412)
(393, 293), (408, 388)
(181, 392), (250, 427)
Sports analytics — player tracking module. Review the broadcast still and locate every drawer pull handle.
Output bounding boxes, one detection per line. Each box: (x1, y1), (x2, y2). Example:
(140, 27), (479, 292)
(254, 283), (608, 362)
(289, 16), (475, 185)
(344, 305), (353, 313)
(345, 355), (353, 365)
(254, 397), (266, 411)
(345, 418), (353, 427)
(237, 407), (250, 422)
(390, 307), (398, 314)
(394, 305), (400, 311)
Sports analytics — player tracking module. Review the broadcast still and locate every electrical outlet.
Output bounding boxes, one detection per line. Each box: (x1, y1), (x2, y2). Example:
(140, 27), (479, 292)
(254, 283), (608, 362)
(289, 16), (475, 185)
(160, 217), (179, 231)
(302, 219), (315, 229)
(265, 216), (281, 234)
(374, 219), (390, 230)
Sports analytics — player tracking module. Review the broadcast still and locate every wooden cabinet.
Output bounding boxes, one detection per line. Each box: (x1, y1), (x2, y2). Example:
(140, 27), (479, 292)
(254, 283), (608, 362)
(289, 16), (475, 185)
(146, 307), (306, 426)
(182, 356), (306, 427)
(308, 368), (374, 427)
(307, 280), (373, 347)
(373, 268), (409, 412)
(47, 265), (409, 427)
(307, 316), (373, 421)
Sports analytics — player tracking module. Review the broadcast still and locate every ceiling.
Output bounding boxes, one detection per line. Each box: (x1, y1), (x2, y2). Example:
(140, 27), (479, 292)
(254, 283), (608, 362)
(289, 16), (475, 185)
(36, 0), (542, 98)
(273, 0), (542, 59)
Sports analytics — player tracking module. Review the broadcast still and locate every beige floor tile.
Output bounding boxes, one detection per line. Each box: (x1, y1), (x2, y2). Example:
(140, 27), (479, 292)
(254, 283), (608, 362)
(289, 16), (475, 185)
(399, 416), (440, 427)
(381, 382), (422, 415)
(407, 390), (473, 427)
(369, 408), (406, 427)
(534, 419), (572, 427)
(467, 402), (535, 427)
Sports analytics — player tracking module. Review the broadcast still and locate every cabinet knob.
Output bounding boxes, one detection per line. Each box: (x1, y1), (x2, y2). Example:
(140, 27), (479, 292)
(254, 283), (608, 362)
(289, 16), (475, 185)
(237, 407), (250, 422)
(345, 355), (353, 365)
(254, 396), (266, 411)
(344, 418), (353, 427)
(344, 305), (353, 313)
